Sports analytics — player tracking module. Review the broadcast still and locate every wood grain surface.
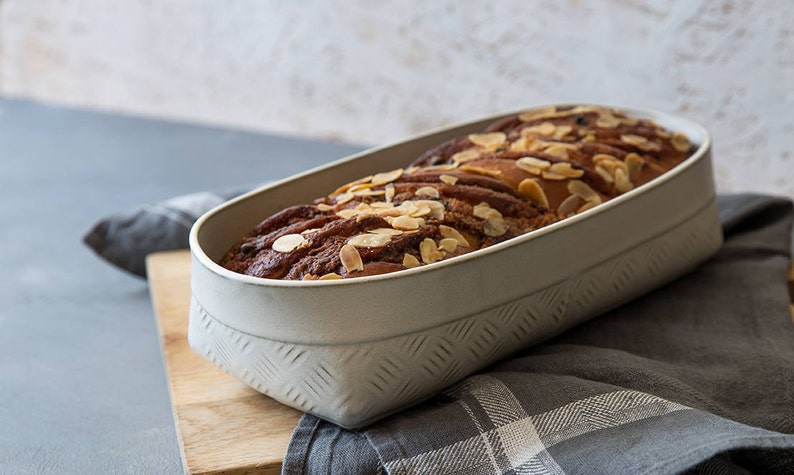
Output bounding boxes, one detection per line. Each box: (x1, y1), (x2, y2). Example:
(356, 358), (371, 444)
(147, 250), (301, 475)
(147, 250), (794, 474)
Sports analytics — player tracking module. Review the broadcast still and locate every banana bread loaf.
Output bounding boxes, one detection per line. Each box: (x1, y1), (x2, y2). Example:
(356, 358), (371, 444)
(220, 105), (693, 280)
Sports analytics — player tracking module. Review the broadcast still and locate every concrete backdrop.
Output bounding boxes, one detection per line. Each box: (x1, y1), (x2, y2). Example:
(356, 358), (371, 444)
(1, 0), (792, 197)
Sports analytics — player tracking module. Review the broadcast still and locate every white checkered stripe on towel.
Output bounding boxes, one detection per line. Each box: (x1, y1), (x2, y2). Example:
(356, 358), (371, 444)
(382, 375), (689, 475)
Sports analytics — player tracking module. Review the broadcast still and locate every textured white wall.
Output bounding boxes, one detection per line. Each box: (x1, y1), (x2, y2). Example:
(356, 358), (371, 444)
(1, 0), (792, 197)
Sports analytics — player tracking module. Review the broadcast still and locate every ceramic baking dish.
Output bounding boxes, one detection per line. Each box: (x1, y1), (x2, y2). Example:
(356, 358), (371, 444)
(188, 105), (722, 428)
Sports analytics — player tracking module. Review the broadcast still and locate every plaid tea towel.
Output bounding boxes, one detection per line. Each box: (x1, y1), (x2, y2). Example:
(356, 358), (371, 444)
(282, 194), (794, 474)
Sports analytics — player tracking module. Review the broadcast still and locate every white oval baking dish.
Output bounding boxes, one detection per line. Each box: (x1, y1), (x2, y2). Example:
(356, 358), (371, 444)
(188, 105), (722, 428)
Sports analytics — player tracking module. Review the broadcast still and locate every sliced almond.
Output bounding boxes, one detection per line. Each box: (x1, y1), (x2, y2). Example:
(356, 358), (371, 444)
(620, 134), (648, 147)
(354, 189), (386, 197)
(595, 165), (614, 183)
(415, 200), (445, 220)
(272, 234), (308, 253)
(625, 153), (644, 181)
(557, 194), (582, 217)
(521, 122), (558, 137)
(670, 132), (691, 153)
(392, 214), (420, 231)
(371, 168), (404, 186)
(518, 178), (549, 210)
(439, 225), (470, 247)
(451, 148), (481, 164)
(319, 273), (343, 280)
(300, 228), (321, 235)
(438, 238), (460, 252)
(614, 168), (633, 194)
(348, 233), (392, 248)
(554, 125), (573, 140)
(302, 274), (318, 281)
(336, 209), (358, 219)
(517, 106), (557, 122)
(468, 132), (507, 149)
(509, 136), (534, 152)
(339, 244), (364, 273)
(317, 203), (334, 212)
(544, 145), (571, 159)
(637, 140), (662, 152)
(368, 227), (403, 236)
(516, 156), (552, 172)
(473, 202), (500, 219)
(577, 201), (597, 214)
(439, 174), (459, 185)
(567, 180), (601, 203)
(420, 238), (445, 264)
(335, 191), (355, 205)
(415, 186), (440, 199)
(460, 165), (502, 178)
(592, 153), (620, 164)
(384, 183), (395, 203)
(483, 215), (508, 237)
(370, 201), (394, 209)
(595, 112), (621, 128)
(541, 170), (568, 181)
(549, 162), (584, 178)
(402, 253), (421, 268)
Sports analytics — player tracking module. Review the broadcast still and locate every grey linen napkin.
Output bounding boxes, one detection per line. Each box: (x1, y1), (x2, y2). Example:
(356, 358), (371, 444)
(282, 194), (794, 475)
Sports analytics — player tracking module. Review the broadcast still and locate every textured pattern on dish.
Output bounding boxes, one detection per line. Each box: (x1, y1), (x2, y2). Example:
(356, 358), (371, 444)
(189, 198), (721, 428)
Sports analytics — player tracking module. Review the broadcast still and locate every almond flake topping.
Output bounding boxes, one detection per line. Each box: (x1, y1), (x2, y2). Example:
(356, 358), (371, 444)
(624, 153), (644, 181)
(272, 234), (308, 253)
(577, 201), (597, 214)
(302, 274), (317, 281)
(614, 168), (633, 194)
(595, 165), (614, 183)
(439, 225), (470, 247)
(438, 238), (459, 252)
(348, 233), (392, 248)
(483, 215), (508, 237)
(319, 273), (343, 280)
(509, 137), (534, 153)
(670, 132), (691, 153)
(439, 174), (459, 185)
(473, 202), (500, 219)
(368, 227), (403, 236)
(567, 180), (601, 204)
(549, 162), (584, 178)
(544, 145), (571, 159)
(541, 170), (568, 181)
(516, 156), (552, 171)
(384, 183), (395, 203)
(336, 209), (358, 219)
(451, 148), (482, 164)
(339, 244), (364, 273)
(402, 253), (421, 268)
(371, 168), (404, 186)
(391, 214), (420, 231)
(335, 191), (355, 205)
(518, 178), (549, 210)
(460, 165), (502, 178)
(557, 194), (582, 217)
(468, 132), (507, 149)
(420, 238), (445, 264)
(620, 134), (648, 147)
(596, 113), (621, 128)
(317, 203), (334, 212)
(415, 186), (440, 199)
(521, 122), (557, 137)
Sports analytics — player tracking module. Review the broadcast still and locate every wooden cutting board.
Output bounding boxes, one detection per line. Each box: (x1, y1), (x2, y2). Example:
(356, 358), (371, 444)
(147, 249), (794, 474)
(146, 250), (302, 475)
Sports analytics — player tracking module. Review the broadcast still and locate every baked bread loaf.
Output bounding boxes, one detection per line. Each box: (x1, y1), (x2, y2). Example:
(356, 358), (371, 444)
(220, 106), (693, 280)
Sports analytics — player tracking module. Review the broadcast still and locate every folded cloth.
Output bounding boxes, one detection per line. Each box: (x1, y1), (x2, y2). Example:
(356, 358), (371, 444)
(83, 185), (255, 277)
(282, 194), (794, 475)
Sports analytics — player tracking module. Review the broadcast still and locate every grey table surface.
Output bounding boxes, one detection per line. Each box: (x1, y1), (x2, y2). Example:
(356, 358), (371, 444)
(0, 98), (363, 474)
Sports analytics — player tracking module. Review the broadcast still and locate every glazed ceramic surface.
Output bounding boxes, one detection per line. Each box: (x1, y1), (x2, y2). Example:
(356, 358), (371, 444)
(188, 105), (722, 428)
